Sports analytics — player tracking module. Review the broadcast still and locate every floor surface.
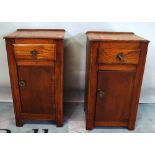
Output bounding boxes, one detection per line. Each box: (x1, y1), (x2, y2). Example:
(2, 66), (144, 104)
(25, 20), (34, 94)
(0, 102), (155, 133)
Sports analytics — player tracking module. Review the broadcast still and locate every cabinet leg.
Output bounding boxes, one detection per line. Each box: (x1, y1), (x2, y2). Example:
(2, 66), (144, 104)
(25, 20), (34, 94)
(86, 123), (93, 130)
(57, 121), (63, 127)
(86, 116), (94, 130)
(86, 126), (93, 130)
(128, 122), (135, 130)
(16, 119), (23, 127)
(128, 126), (135, 130)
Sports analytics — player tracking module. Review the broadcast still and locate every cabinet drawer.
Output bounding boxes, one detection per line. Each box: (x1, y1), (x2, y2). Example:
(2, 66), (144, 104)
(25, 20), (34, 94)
(98, 43), (140, 65)
(13, 44), (56, 62)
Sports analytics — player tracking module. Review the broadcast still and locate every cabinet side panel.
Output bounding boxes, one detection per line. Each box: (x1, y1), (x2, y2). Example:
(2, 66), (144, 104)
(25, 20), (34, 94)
(55, 39), (64, 127)
(128, 42), (149, 130)
(84, 39), (89, 112)
(86, 41), (98, 130)
(5, 39), (23, 126)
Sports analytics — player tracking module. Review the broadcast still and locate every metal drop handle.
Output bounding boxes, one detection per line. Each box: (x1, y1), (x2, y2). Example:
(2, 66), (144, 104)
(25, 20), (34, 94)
(116, 53), (124, 61)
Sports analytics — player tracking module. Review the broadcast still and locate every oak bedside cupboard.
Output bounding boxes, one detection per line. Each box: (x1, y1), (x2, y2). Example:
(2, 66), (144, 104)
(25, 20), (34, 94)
(4, 29), (65, 127)
(85, 31), (149, 130)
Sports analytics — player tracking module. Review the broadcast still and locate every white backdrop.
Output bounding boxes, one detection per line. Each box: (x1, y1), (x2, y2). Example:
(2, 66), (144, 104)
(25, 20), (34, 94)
(0, 22), (155, 103)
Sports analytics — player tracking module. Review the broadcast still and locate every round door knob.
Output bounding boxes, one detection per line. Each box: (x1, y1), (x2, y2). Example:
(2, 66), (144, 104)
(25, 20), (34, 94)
(97, 89), (105, 98)
(19, 80), (26, 88)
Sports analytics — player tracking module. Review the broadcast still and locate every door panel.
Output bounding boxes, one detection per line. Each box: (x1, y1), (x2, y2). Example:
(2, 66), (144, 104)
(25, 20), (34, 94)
(95, 71), (135, 122)
(17, 66), (55, 115)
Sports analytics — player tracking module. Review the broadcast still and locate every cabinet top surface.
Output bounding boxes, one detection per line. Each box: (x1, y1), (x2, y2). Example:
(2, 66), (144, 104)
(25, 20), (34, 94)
(4, 29), (65, 39)
(86, 31), (149, 42)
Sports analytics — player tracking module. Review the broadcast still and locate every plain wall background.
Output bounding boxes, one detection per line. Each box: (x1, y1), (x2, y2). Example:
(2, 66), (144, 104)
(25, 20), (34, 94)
(0, 22), (155, 103)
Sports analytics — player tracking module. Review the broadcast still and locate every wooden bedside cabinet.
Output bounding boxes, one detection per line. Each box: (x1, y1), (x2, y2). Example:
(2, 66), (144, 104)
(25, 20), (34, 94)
(85, 31), (149, 130)
(4, 29), (65, 127)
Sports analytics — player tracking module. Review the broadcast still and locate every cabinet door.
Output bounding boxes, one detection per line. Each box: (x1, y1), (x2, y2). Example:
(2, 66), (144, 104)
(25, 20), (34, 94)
(95, 71), (135, 122)
(17, 66), (55, 116)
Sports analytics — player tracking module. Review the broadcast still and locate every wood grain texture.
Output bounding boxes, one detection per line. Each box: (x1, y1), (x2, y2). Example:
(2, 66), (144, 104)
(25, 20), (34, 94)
(18, 66), (55, 115)
(98, 48), (140, 65)
(5, 39), (23, 127)
(4, 29), (65, 127)
(95, 121), (128, 127)
(15, 39), (55, 44)
(85, 31), (149, 130)
(86, 31), (149, 42)
(16, 60), (54, 66)
(21, 113), (55, 120)
(128, 42), (149, 130)
(98, 65), (136, 72)
(14, 44), (56, 61)
(4, 29), (65, 39)
(86, 42), (98, 130)
(100, 42), (140, 49)
(95, 71), (135, 123)
(55, 40), (64, 127)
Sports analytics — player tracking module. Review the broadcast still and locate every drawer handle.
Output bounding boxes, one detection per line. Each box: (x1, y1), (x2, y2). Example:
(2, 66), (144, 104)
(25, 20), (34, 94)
(19, 80), (26, 88)
(116, 53), (124, 61)
(31, 50), (38, 58)
(97, 89), (105, 98)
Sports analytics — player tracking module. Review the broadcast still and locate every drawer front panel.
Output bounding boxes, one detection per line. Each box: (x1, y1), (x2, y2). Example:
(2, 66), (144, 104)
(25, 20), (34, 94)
(13, 44), (56, 61)
(98, 43), (140, 64)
